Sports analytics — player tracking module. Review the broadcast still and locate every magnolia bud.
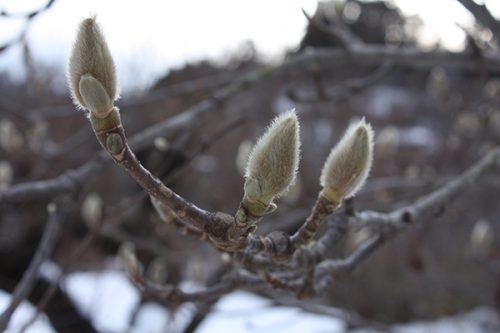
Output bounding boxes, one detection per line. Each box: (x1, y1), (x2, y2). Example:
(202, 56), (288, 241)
(0, 119), (24, 152)
(346, 228), (373, 253)
(146, 257), (168, 285)
(81, 192), (103, 228)
(150, 196), (177, 224)
(119, 242), (141, 277)
(470, 219), (493, 257)
(68, 16), (118, 113)
(154, 137), (170, 152)
(0, 160), (13, 190)
(243, 110), (300, 212)
(320, 118), (374, 203)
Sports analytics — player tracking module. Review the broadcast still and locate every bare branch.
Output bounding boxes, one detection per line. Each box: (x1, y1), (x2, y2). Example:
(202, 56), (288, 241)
(315, 147), (500, 289)
(0, 0), (57, 54)
(0, 203), (63, 331)
(301, 8), (364, 50)
(3, 46), (500, 205)
(456, 0), (500, 45)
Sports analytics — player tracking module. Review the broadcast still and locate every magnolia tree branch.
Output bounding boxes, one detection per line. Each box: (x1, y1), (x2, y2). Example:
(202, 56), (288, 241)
(22, 16), (500, 301)
(3, 44), (500, 205)
(0, 0), (57, 54)
(121, 147), (499, 307)
(2, 19), (500, 331)
(351, 147), (500, 232)
(18, 233), (95, 333)
(314, 147), (500, 289)
(301, 8), (364, 50)
(234, 147), (500, 281)
(456, 0), (500, 44)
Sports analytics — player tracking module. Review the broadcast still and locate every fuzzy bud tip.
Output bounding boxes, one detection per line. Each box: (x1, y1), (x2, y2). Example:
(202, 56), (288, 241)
(320, 118), (374, 202)
(67, 16), (118, 113)
(244, 110), (301, 208)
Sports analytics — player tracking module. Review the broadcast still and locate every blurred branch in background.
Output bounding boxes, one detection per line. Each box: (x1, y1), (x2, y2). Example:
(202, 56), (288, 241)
(0, 0), (56, 53)
(0, 202), (62, 331)
(456, 0), (500, 47)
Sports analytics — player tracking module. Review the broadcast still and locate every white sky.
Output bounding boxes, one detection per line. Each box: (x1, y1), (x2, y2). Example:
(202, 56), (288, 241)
(0, 0), (498, 91)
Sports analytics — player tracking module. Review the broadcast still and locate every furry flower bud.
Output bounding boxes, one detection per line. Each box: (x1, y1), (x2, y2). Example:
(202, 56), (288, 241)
(244, 110), (300, 208)
(470, 219), (493, 257)
(119, 242), (141, 278)
(320, 118), (374, 203)
(68, 16), (118, 114)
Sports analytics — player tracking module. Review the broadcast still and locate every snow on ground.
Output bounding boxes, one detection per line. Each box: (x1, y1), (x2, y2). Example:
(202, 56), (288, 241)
(0, 290), (56, 333)
(1, 269), (500, 333)
(197, 291), (345, 333)
(65, 270), (141, 332)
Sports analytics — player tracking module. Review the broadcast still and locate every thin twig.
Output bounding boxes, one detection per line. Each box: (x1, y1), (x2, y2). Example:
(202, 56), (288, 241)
(0, 203), (63, 331)
(456, 0), (500, 46)
(301, 8), (364, 50)
(18, 233), (95, 333)
(315, 148), (500, 288)
(0, 0), (57, 54)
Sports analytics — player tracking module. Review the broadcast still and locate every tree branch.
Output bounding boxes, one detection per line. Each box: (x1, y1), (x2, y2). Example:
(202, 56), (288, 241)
(315, 147), (500, 289)
(3, 46), (500, 205)
(0, 203), (63, 331)
(456, 0), (500, 45)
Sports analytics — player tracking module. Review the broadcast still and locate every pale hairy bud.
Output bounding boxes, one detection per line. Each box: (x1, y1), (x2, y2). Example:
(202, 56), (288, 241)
(119, 242), (141, 277)
(244, 110), (300, 207)
(146, 257), (168, 285)
(346, 228), (373, 253)
(320, 118), (374, 203)
(0, 119), (24, 152)
(153, 137), (170, 152)
(470, 219), (493, 257)
(28, 120), (48, 152)
(150, 196), (177, 224)
(68, 16), (118, 113)
(0, 160), (13, 190)
(47, 203), (56, 214)
(81, 192), (103, 228)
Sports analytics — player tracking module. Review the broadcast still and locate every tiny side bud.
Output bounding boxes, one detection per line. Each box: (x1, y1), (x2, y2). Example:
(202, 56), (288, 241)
(470, 219), (493, 257)
(320, 118), (374, 203)
(119, 242), (141, 278)
(81, 192), (103, 229)
(150, 196), (177, 224)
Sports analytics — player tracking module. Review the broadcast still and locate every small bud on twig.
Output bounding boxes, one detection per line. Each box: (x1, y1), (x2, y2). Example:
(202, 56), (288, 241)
(119, 242), (141, 278)
(146, 257), (168, 285)
(320, 118), (374, 203)
(0, 161), (13, 190)
(0, 119), (24, 152)
(150, 196), (178, 224)
(81, 192), (103, 229)
(239, 110), (300, 221)
(68, 16), (118, 114)
(469, 219), (493, 257)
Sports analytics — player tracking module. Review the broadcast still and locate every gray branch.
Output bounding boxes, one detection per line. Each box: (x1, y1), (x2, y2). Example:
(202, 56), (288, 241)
(0, 204), (63, 331)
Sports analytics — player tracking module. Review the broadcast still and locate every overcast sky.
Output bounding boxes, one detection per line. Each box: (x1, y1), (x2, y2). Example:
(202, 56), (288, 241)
(0, 0), (498, 91)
